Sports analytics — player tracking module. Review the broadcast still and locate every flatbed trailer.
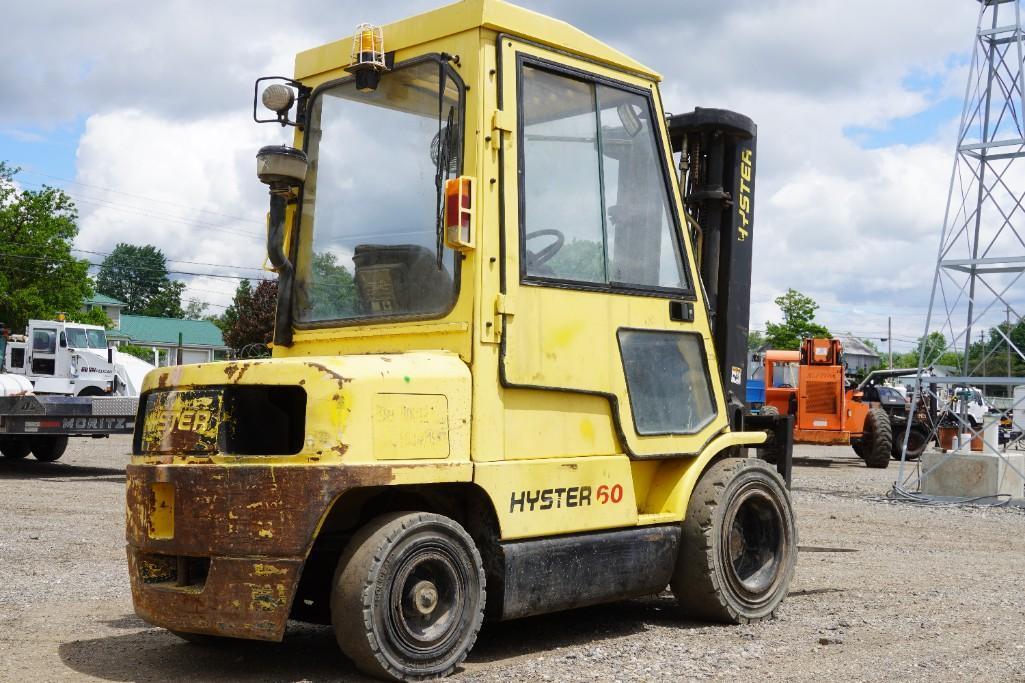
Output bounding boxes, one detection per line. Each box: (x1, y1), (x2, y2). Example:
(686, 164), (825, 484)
(0, 395), (137, 462)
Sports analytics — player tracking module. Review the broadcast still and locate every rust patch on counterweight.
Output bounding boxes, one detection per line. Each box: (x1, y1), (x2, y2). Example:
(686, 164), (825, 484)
(303, 362), (352, 390)
(126, 463), (404, 640)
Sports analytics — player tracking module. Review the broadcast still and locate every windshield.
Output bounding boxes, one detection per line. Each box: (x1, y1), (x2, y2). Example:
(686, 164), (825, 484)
(66, 327), (89, 348)
(296, 58), (463, 324)
(87, 329), (107, 348)
(65, 327), (107, 348)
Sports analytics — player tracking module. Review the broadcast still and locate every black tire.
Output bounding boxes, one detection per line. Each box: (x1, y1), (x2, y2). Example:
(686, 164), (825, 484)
(892, 423), (929, 461)
(860, 408), (893, 469)
(31, 436), (68, 462)
(756, 406), (782, 465)
(77, 386), (106, 397)
(331, 512), (486, 682)
(672, 457), (797, 624)
(0, 437), (31, 459)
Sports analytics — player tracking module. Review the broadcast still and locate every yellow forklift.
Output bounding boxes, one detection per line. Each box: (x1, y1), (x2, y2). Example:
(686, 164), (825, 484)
(126, 2), (796, 680)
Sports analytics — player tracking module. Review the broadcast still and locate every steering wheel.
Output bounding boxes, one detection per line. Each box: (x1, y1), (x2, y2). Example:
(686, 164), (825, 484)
(525, 229), (565, 269)
(778, 383), (794, 389)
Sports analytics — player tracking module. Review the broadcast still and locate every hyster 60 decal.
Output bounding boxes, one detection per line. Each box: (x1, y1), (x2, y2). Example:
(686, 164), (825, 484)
(509, 483), (623, 513)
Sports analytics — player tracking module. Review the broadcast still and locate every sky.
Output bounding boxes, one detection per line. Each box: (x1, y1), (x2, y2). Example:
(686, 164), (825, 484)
(0, 0), (986, 351)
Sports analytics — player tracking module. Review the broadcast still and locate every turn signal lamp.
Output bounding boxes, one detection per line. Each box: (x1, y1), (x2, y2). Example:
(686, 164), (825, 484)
(348, 23), (387, 92)
(444, 176), (475, 251)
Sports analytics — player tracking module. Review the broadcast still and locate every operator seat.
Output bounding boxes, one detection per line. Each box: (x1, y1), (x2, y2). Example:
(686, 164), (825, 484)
(352, 244), (453, 315)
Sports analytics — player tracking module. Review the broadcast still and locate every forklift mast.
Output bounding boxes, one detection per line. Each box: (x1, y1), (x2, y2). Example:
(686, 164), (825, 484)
(668, 109), (758, 418)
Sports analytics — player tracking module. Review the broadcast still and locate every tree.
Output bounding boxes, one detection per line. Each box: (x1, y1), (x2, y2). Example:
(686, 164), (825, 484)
(763, 289), (830, 350)
(0, 162), (94, 330)
(748, 330), (765, 352)
(222, 279), (277, 354)
(68, 306), (113, 329)
(308, 251), (358, 320)
(95, 243), (184, 317)
(546, 239), (604, 282)
(183, 299), (208, 320)
(894, 332), (961, 369)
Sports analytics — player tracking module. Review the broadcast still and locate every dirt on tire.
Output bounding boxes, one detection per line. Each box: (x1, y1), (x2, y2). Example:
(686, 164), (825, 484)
(860, 407), (893, 469)
(672, 457), (796, 623)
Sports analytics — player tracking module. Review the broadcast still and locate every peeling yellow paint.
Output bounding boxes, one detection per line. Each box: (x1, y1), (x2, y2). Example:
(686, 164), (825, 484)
(253, 563), (288, 577)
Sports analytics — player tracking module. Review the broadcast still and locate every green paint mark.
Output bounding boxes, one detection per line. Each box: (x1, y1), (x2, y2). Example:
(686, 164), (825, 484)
(404, 376), (411, 383)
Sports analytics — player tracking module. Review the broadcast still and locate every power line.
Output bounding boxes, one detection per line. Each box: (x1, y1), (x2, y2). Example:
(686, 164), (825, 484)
(13, 167), (265, 226)
(0, 250), (273, 282)
(71, 248), (267, 273)
(14, 178), (264, 239)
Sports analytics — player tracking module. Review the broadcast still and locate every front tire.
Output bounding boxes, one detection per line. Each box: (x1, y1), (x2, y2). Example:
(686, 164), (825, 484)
(31, 436), (68, 462)
(331, 512), (485, 682)
(860, 408), (893, 468)
(672, 458), (797, 624)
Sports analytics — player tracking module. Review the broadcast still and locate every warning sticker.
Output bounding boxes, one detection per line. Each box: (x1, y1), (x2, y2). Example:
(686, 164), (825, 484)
(731, 366), (743, 385)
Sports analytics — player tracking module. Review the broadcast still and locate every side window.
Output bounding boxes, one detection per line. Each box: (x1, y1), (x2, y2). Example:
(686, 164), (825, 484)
(520, 62), (687, 291)
(32, 329), (56, 353)
(619, 330), (716, 434)
(597, 87), (686, 289)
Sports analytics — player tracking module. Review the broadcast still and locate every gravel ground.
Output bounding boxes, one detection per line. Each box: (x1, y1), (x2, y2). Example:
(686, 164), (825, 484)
(1, 437), (1024, 682)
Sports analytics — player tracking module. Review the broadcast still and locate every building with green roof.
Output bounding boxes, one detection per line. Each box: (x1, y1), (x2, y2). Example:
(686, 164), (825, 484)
(83, 293), (128, 328)
(108, 315), (228, 366)
(83, 295), (228, 366)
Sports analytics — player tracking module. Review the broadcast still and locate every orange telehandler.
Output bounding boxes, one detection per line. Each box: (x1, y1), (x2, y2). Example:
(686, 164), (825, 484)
(756, 338), (932, 468)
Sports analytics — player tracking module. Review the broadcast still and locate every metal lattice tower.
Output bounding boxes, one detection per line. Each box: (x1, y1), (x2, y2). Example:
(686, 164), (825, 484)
(898, 0), (1025, 495)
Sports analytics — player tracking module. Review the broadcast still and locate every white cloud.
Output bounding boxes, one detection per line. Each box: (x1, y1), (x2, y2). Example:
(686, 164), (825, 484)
(74, 109), (287, 309)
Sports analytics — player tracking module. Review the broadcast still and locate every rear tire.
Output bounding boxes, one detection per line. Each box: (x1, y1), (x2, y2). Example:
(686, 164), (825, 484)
(0, 437), (31, 459)
(756, 406), (782, 465)
(31, 436), (68, 462)
(860, 408), (893, 469)
(331, 512), (485, 682)
(672, 458), (797, 624)
(892, 423), (929, 461)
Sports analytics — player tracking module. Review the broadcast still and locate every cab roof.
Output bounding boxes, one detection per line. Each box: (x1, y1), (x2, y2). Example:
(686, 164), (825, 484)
(295, 0), (659, 82)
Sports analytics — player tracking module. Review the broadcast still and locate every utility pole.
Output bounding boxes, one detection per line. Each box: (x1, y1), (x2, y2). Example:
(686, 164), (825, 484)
(888, 316), (893, 370)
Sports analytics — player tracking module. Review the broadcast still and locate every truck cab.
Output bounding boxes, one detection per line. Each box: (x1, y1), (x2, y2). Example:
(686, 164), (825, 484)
(126, 2), (796, 680)
(4, 319), (120, 396)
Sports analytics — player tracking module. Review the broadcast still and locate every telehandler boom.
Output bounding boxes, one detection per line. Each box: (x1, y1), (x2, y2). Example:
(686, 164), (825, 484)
(125, 2), (797, 680)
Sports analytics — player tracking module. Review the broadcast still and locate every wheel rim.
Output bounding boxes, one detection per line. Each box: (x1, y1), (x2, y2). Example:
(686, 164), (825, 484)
(721, 484), (788, 605)
(387, 541), (466, 657)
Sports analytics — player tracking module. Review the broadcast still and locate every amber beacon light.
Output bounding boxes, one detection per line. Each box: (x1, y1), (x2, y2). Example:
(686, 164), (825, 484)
(348, 23), (387, 91)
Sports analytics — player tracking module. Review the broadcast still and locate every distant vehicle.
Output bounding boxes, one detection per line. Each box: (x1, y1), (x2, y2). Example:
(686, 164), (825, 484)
(0, 320), (140, 463)
(758, 340), (934, 467)
(2, 319), (144, 397)
(945, 386), (991, 429)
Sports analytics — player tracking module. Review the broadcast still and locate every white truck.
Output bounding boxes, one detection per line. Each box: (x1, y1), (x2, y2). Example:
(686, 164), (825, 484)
(2, 319), (141, 396)
(0, 320), (143, 463)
